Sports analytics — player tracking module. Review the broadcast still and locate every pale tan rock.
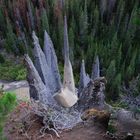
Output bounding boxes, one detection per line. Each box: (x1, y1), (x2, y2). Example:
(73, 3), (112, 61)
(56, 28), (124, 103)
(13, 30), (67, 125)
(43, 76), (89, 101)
(53, 87), (78, 108)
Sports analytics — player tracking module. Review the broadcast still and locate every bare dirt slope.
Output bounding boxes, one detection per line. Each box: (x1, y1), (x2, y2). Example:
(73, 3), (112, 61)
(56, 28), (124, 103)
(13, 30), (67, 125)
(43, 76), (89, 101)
(4, 101), (140, 140)
(4, 104), (112, 140)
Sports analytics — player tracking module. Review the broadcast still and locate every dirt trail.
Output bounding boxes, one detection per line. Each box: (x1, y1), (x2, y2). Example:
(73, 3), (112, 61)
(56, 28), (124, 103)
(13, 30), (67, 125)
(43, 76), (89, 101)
(0, 80), (30, 100)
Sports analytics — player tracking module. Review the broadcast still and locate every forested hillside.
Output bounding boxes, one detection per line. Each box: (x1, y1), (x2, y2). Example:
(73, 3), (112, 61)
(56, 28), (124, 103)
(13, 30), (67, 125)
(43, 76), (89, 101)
(0, 0), (140, 101)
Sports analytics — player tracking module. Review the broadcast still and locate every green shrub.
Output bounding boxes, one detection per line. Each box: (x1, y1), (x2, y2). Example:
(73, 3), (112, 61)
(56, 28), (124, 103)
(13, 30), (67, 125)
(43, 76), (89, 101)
(107, 120), (117, 134)
(109, 101), (128, 109)
(0, 60), (26, 81)
(0, 92), (17, 140)
(107, 124), (117, 134)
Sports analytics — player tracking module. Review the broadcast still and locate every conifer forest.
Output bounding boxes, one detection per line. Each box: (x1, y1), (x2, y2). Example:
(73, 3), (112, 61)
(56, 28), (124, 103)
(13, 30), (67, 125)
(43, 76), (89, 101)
(0, 0), (140, 140)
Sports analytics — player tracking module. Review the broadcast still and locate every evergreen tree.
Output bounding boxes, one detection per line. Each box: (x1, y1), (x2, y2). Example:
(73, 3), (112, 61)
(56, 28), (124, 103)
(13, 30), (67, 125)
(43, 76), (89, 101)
(0, 0), (140, 101)
(111, 73), (121, 100)
(125, 50), (137, 83)
(79, 0), (88, 49)
(4, 18), (18, 54)
(68, 27), (75, 65)
(106, 60), (116, 83)
(106, 60), (117, 100)
(41, 8), (50, 36)
(0, 8), (6, 35)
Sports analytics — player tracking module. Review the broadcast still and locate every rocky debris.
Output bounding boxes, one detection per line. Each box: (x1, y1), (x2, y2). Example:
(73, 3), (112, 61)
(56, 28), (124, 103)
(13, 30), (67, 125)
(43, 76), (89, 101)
(121, 94), (140, 111)
(78, 77), (107, 111)
(117, 109), (140, 132)
(125, 133), (134, 140)
(121, 76), (140, 111)
(105, 131), (135, 140)
(81, 108), (110, 128)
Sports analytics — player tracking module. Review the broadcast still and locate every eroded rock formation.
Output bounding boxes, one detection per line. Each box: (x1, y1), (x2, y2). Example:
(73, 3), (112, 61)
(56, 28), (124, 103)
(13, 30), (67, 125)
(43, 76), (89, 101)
(78, 59), (90, 97)
(78, 77), (107, 111)
(24, 54), (57, 106)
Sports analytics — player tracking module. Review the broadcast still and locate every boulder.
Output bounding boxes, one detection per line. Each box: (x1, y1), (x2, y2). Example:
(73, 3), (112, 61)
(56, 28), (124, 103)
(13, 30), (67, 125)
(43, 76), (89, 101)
(53, 87), (78, 108)
(78, 77), (106, 111)
(81, 108), (110, 128)
(117, 109), (140, 131)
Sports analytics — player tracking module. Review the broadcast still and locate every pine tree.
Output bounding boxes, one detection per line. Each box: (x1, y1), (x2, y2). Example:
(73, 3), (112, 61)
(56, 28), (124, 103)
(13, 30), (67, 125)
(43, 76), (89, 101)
(5, 18), (18, 54)
(27, 0), (35, 31)
(110, 33), (119, 59)
(125, 50), (137, 82)
(92, 6), (99, 37)
(99, 0), (107, 21)
(106, 60), (117, 100)
(111, 73), (121, 100)
(68, 27), (75, 65)
(106, 60), (116, 83)
(116, 44), (122, 72)
(0, 8), (6, 35)
(79, 0), (88, 49)
(41, 8), (50, 36)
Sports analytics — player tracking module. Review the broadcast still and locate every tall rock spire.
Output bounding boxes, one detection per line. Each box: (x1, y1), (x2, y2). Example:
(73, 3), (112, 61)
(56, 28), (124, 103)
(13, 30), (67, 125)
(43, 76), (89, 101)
(79, 60), (90, 96)
(53, 15), (78, 108)
(24, 54), (57, 106)
(44, 30), (62, 91)
(63, 15), (75, 93)
(32, 31), (56, 93)
(91, 55), (100, 80)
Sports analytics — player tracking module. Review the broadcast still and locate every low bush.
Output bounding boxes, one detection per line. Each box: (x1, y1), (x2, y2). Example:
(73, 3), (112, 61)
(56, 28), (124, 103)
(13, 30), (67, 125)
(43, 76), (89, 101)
(0, 60), (26, 81)
(0, 91), (17, 140)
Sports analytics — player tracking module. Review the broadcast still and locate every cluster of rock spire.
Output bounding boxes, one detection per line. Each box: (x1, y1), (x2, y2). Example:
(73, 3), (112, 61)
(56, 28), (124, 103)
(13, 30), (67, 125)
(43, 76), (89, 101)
(24, 15), (100, 108)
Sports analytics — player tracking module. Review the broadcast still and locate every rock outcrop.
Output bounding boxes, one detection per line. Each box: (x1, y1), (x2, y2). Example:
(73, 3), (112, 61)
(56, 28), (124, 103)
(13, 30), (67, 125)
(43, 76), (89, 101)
(78, 77), (107, 111)
(78, 59), (90, 97)
(117, 109), (140, 131)
(81, 108), (110, 128)
(24, 54), (57, 106)
(44, 30), (62, 92)
(53, 15), (78, 107)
